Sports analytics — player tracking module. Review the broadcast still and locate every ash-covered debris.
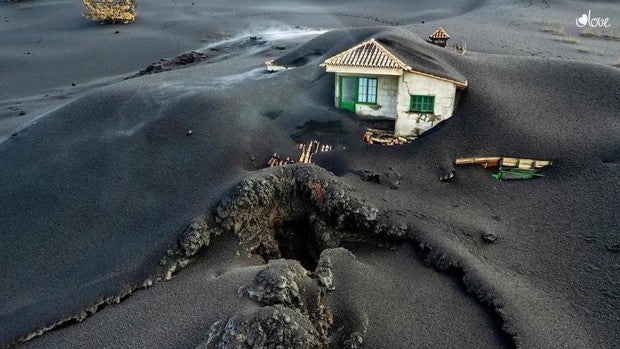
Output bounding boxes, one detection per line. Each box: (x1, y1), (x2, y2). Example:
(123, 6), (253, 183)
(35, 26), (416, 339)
(382, 167), (402, 190)
(200, 305), (321, 349)
(355, 169), (381, 184)
(481, 231), (498, 243)
(127, 35), (270, 79)
(239, 36), (268, 48)
(355, 168), (402, 189)
(131, 51), (213, 77)
(239, 260), (308, 309)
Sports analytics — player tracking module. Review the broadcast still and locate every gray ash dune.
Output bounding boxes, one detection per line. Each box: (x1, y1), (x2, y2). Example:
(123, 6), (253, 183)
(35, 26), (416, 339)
(377, 31), (467, 84)
(19, 165), (513, 348)
(1, 0), (619, 348)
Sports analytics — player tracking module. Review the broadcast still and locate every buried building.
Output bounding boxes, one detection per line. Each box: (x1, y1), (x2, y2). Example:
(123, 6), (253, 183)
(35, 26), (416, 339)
(320, 34), (468, 137)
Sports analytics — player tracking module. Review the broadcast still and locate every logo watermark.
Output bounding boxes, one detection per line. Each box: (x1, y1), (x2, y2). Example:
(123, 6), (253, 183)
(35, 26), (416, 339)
(575, 10), (610, 28)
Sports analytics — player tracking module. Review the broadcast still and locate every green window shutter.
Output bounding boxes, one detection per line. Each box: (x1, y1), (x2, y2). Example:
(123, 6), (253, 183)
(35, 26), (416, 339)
(410, 95), (435, 113)
(426, 96), (435, 112)
(410, 96), (419, 111)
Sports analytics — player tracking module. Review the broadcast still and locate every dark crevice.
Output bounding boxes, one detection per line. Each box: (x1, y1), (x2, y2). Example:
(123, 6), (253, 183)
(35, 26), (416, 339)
(253, 214), (398, 271)
(273, 217), (323, 270)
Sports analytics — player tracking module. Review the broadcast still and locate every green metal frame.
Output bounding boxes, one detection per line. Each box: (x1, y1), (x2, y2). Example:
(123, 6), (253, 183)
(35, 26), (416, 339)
(338, 76), (357, 112)
(410, 95), (435, 113)
(492, 167), (545, 180)
(338, 76), (378, 112)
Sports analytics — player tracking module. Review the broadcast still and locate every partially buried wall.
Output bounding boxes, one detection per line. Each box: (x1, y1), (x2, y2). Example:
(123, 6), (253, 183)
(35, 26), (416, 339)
(394, 73), (456, 137)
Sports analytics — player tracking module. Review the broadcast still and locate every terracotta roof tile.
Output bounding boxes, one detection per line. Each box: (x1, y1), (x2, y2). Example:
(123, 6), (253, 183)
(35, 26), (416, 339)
(429, 27), (450, 39)
(322, 39), (410, 69)
(321, 33), (467, 88)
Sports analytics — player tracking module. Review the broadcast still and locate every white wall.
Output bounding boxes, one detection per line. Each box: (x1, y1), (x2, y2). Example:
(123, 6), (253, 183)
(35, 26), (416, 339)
(394, 72), (457, 137)
(329, 68), (459, 136)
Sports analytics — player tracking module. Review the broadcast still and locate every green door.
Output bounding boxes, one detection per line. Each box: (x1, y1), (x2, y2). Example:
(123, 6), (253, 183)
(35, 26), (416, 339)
(339, 76), (357, 112)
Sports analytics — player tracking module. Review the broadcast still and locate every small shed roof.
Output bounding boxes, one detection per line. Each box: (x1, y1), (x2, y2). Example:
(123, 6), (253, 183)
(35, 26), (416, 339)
(429, 28), (450, 39)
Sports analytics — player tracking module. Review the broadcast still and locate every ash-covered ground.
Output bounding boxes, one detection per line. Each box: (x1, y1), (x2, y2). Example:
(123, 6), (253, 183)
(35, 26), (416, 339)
(0, 0), (618, 348)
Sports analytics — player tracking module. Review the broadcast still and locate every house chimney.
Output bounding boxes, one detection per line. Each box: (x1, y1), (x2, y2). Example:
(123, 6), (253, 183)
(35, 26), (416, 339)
(428, 27), (450, 48)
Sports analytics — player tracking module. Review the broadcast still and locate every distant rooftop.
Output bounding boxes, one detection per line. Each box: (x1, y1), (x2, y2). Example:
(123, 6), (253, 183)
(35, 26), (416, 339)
(429, 28), (450, 39)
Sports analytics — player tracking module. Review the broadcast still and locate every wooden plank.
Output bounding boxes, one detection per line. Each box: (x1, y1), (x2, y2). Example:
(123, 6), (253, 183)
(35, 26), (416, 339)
(455, 157), (502, 165)
(457, 157), (552, 169)
(501, 157), (552, 169)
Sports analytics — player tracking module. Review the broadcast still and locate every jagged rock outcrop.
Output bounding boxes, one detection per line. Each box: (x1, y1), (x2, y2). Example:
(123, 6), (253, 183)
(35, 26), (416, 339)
(239, 260), (309, 309)
(214, 165), (407, 264)
(204, 258), (336, 349)
(200, 305), (321, 349)
(179, 219), (221, 257)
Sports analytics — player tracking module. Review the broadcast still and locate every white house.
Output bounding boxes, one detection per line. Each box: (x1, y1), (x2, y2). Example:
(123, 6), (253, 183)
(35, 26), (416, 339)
(320, 34), (467, 137)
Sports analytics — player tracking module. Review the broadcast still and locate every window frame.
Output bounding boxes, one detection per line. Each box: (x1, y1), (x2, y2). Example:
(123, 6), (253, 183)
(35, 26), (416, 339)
(409, 95), (435, 113)
(356, 77), (378, 105)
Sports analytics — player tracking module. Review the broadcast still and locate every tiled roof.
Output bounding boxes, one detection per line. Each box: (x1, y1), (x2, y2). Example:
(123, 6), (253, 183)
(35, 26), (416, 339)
(321, 33), (468, 88)
(321, 39), (411, 70)
(429, 27), (450, 39)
